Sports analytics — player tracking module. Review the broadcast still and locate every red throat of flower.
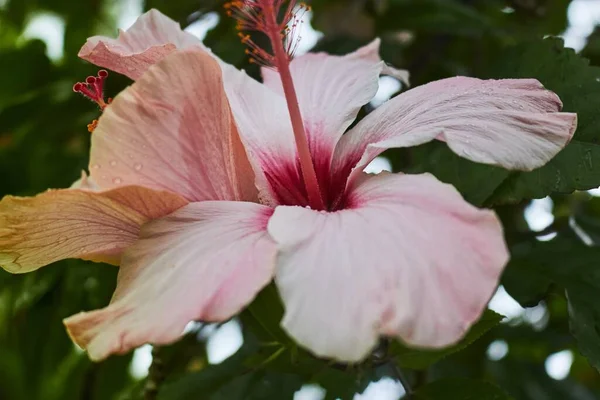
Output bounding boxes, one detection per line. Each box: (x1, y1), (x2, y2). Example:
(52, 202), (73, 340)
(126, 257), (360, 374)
(225, 0), (325, 210)
(73, 70), (112, 133)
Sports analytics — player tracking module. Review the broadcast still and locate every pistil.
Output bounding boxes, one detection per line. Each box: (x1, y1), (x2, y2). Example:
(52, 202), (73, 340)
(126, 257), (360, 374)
(226, 0), (325, 210)
(263, 3), (324, 210)
(73, 70), (111, 132)
(73, 70), (110, 110)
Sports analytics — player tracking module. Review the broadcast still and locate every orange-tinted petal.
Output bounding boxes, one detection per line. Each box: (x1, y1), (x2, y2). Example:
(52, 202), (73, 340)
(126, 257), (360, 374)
(90, 49), (257, 203)
(0, 186), (187, 273)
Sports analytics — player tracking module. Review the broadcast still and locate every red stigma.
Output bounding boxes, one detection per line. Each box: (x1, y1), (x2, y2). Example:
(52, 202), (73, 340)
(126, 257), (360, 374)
(73, 70), (110, 110)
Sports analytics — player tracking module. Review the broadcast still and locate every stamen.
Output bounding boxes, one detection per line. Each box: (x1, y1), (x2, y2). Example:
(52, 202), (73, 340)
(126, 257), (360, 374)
(224, 0), (310, 65)
(238, 32), (274, 66)
(87, 120), (99, 133)
(284, 3), (310, 58)
(226, 1), (325, 210)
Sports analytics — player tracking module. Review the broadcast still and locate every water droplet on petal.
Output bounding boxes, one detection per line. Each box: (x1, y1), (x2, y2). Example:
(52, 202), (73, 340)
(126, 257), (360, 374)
(134, 163), (143, 171)
(110, 160), (117, 167)
(91, 164), (101, 170)
(113, 177), (123, 184)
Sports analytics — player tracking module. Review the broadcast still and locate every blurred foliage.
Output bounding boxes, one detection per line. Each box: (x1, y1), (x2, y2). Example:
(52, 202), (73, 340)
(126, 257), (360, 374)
(1, 0), (600, 399)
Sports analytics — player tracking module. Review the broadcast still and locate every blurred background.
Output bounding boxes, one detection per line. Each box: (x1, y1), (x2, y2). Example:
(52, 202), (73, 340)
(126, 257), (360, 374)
(2, 0), (600, 399)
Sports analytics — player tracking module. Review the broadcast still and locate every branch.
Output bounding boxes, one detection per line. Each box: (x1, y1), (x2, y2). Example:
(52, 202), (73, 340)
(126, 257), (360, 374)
(144, 346), (165, 400)
(392, 363), (413, 398)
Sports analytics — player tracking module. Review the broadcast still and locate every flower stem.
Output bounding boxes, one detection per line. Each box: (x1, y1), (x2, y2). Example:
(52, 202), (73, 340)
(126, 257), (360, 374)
(144, 346), (165, 400)
(393, 363), (413, 398)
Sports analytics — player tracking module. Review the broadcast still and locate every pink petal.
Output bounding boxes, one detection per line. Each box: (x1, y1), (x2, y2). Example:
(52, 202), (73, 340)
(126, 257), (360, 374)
(90, 49), (257, 203)
(331, 77), (577, 200)
(268, 172), (508, 362)
(342, 38), (410, 85)
(0, 186), (187, 273)
(64, 201), (275, 361)
(261, 40), (408, 202)
(78, 8), (253, 93)
(79, 9), (202, 80)
(224, 67), (304, 206)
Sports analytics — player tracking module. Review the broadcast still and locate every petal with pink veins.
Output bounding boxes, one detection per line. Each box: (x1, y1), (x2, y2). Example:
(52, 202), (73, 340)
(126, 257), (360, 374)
(224, 68), (305, 206)
(261, 40), (408, 200)
(90, 49), (257, 203)
(341, 38), (410, 85)
(64, 201), (276, 361)
(79, 9), (202, 80)
(268, 172), (508, 362)
(0, 186), (187, 273)
(331, 77), (577, 201)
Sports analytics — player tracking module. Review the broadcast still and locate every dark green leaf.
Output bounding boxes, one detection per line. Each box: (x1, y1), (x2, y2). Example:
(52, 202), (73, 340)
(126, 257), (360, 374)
(210, 371), (303, 400)
(391, 310), (504, 369)
(240, 283), (290, 345)
(158, 334), (259, 400)
(376, 0), (496, 37)
(408, 142), (509, 206)
(505, 237), (600, 371)
(0, 41), (54, 109)
(414, 378), (513, 399)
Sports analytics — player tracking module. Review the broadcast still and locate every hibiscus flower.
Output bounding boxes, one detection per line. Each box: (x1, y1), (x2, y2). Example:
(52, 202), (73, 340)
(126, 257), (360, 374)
(0, 6), (576, 362)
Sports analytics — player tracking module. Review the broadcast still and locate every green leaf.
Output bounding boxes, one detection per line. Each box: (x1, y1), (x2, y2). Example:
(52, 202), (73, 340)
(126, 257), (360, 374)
(390, 310), (504, 369)
(505, 238), (600, 371)
(0, 344), (28, 400)
(0, 41), (54, 109)
(376, 0), (495, 37)
(210, 371), (303, 400)
(240, 283), (291, 345)
(158, 334), (259, 400)
(414, 378), (513, 399)
(408, 142), (509, 206)
(501, 259), (553, 308)
(144, 0), (215, 23)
